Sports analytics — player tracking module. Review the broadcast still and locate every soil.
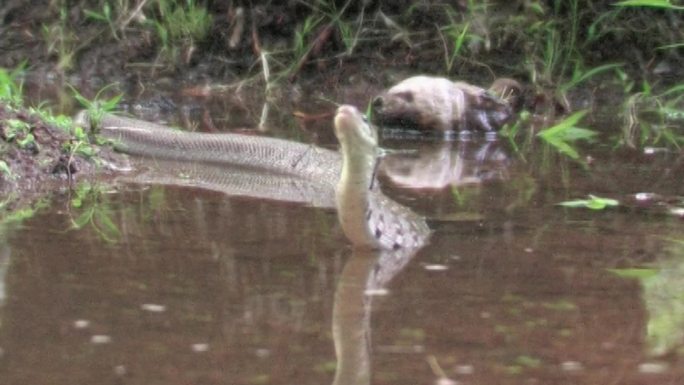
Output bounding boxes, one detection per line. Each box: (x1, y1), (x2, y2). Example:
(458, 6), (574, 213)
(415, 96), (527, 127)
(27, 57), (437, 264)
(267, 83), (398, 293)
(0, 102), (126, 213)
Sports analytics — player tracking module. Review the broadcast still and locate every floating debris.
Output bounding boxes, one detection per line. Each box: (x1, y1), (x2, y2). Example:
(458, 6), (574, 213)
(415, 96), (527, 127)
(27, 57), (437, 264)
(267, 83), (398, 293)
(364, 288), (389, 296)
(376, 345), (425, 354)
(91, 335), (112, 344)
(140, 303), (167, 313)
(669, 207), (684, 218)
(114, 365), (127, 376)
(454, 364), (474, 375)
(191, 343), (210, 353)
(424, 264), (449, 271)
(560, 361), (583, 372)
(643, 147), (669, 155)
(73, 319), (91, 329)
(638, 361), (669, 374)
(635, 192), (658, 202)
(255, 348), (271, 358)
(435, 377), (458, 385)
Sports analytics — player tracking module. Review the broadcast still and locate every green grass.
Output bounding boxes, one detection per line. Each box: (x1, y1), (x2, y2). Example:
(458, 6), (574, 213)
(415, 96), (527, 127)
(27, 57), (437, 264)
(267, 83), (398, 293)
(70, 83), (122, 130)
(41, 7), (77, 71)
(0, 65), (25, 106)
(150, 0), (212, 65)
(614, 0), (684, 9)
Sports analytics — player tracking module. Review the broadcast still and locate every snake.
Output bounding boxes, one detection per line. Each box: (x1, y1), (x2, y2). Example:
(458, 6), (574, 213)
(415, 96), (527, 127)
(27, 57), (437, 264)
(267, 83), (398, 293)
(81, 105), (430, 250)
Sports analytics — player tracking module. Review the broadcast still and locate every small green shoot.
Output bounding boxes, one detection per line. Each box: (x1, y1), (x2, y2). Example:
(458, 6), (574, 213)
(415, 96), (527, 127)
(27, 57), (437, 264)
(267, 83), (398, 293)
(440, 22), (470, 73)
(84, 1), (119, 40)
(613, 0), (684, 10)
(5, 119), (37, 151)
(0, 160), (14, 180)
(537, 111), (597, 160)
(69, 83), (122, 129)
(558, 194), (620, 210)
(607, 268), (659, 279)
(0, 65), (25, 106)
(150, 0), (212, 64)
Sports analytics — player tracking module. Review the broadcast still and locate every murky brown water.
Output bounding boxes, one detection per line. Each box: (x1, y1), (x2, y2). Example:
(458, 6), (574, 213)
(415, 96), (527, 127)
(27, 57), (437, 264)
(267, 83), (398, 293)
(2, 83), (684, 384)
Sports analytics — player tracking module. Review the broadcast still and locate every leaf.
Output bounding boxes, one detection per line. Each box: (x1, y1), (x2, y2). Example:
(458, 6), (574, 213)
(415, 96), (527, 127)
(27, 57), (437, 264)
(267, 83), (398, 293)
(538, 111), (597, 160)
(545, 138), (580, 159)
(562, 63), (624, 92)
(607, 268), (659, 279)
(538, 111), (588, 140)
(0, 160), (13, 179)
(558, 195), (620, 210)
(613, 0), (684, 9)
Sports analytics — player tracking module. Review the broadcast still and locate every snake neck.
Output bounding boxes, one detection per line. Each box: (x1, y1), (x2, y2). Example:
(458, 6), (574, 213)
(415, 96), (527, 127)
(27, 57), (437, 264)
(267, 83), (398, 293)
(335, 138), (382, 249)
(338, 142), (377, 193)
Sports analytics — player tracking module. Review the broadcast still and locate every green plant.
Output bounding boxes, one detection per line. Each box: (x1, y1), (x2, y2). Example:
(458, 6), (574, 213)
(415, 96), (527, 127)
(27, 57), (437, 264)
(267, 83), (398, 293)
(150, 0), (212, 64)
(4, 119), (37, 151)
(42, 7), (77, 71)
(559, 63), (624, 93)
(498, 110), (532, 160)
(29, 106), (73, 132)
(558, 195), (620, 210)
(0, 160), (13, 181)
(0, 65), (25, 106)
(84, 1), (120, 40)
(614, 0), (684, 9)
(439, 22), (470, 73)
(537, 111), (597, 161)
(69, 84), (122, 129)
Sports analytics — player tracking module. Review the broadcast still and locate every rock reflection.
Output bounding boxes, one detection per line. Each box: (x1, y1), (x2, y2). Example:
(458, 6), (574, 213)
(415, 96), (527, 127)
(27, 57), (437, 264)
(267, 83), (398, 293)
(380, 139), (509, 189)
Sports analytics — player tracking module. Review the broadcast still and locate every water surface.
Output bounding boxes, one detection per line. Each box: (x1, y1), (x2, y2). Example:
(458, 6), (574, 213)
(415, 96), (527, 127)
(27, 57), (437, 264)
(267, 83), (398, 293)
(1, 84), (684, 385)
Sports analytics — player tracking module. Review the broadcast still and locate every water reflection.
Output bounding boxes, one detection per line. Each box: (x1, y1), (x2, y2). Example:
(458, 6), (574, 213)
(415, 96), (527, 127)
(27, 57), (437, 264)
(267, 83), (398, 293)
(113, 137), (510, 212)
(332, 247), (421, 385)
(381, 139), (509, 189)
(638, 240), (684, 357)
(120, 158), (337, 208)
(0, 242), (8, 307)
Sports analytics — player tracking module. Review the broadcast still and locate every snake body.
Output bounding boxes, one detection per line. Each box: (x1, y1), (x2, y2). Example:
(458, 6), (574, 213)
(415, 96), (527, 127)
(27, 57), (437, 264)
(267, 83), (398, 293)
(94, 114), (341, 183)
(86, 107), (429, 250)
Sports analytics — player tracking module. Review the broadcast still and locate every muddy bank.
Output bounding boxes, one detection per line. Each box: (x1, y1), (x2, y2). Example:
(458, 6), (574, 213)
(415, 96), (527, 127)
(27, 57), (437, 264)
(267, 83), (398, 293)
(0, 102), (125, 213)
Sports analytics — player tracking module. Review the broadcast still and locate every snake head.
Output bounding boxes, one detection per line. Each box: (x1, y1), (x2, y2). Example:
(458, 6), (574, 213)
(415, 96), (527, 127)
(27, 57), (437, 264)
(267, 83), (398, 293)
(334, 105), (377, 149)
